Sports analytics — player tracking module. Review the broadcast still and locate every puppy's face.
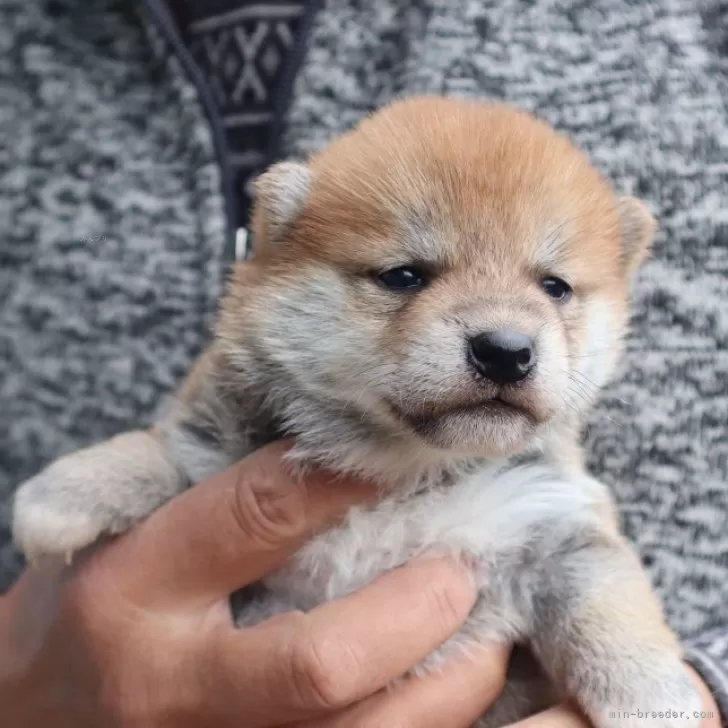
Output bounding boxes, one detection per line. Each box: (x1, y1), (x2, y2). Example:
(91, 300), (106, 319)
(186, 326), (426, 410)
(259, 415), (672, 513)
(224, 98), (654, 458)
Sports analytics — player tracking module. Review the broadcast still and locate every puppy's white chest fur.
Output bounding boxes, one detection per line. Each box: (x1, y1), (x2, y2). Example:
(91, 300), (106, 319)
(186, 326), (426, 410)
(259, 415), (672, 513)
(257, 460), (604, 624)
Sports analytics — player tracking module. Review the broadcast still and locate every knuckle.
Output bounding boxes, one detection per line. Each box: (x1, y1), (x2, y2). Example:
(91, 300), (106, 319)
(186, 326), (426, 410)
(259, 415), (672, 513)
(228, 459), (306, 548)
(421, 562), (475, 633)
(287, 627), (362, 710)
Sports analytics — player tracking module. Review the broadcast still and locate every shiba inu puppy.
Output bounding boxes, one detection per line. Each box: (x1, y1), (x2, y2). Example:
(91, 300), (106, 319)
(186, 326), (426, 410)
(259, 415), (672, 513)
(13, 97), (699, 727)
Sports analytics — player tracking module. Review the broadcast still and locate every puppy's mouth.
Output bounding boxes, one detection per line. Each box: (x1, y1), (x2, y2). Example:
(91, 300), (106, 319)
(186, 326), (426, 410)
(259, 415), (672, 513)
(386, 393), (540, 432)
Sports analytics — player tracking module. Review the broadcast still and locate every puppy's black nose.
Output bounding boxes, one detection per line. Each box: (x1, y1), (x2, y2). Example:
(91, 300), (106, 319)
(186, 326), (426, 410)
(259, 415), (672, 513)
(468, 330), (535, 385)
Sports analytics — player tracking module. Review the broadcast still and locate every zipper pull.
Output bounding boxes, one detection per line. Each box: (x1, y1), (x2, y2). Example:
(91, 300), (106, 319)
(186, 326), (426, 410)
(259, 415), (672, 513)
(235, 227), (253, 261)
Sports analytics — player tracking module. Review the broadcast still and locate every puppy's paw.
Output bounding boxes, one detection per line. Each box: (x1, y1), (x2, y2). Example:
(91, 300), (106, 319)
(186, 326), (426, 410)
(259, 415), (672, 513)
(586, 657), (702, 728)
(13, 462), (119, 562)
(13, 494), (103, 563)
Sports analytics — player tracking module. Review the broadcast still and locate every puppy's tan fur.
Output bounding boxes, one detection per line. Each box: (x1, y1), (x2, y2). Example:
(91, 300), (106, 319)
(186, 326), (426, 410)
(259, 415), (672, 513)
(13, 97), (695, 728)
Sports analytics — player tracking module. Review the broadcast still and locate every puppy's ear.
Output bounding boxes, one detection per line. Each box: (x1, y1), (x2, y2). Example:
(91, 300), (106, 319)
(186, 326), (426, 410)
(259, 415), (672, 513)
(617, 197), (656, 275)
(252, 161), (310, 244)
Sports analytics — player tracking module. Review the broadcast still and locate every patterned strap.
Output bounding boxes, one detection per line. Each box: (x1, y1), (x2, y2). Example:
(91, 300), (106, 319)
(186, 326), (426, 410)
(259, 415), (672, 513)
(162, 0), (309, 260)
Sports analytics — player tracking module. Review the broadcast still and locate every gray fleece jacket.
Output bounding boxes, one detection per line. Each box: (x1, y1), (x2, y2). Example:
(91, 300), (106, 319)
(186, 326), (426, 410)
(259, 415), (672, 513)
(0, 0), (726, 720)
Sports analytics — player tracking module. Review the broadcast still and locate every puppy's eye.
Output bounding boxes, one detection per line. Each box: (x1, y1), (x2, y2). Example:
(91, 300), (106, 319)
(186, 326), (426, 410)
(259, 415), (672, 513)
(541, 276), (572, 301)
(377, 265), (429, 292)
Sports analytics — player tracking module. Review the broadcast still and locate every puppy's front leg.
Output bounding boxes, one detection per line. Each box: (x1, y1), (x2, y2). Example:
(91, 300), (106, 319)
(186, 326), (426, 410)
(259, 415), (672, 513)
(13, 429), (187, 561)
(13, 349), (236, 562)
(530, 530), (700, 728)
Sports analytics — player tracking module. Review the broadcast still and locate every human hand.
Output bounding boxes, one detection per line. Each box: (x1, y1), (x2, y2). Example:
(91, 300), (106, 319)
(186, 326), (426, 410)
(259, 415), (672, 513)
(502, 665), (721, 728)
(0, 442), (509, 727)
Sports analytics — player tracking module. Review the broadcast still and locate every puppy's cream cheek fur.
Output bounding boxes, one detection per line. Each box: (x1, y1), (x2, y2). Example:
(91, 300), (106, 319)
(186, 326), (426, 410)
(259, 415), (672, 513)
(257, 272), (353, 369)
(576, 297), (622, 391)
(255, 269), (394, 410)
(531, 317), (571, 417)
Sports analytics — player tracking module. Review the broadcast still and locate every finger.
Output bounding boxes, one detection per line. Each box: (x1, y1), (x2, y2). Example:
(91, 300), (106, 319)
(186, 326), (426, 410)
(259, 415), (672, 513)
(685, 665), (721, 728)
(102, 442), (377, 604)
(503, 704), (589, 728)
(201, 557), (477, 726)
(295, 641), (511, 728)
(501, 665), (720, 728)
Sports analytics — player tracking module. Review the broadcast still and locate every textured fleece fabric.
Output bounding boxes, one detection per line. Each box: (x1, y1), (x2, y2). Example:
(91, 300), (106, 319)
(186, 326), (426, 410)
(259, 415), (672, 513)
(0, 0), (727, 720)
(0, 0), (227, 580)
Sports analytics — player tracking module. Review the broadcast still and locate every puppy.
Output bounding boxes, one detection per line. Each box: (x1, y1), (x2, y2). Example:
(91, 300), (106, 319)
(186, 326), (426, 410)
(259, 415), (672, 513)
(13, 97), (700, 728)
